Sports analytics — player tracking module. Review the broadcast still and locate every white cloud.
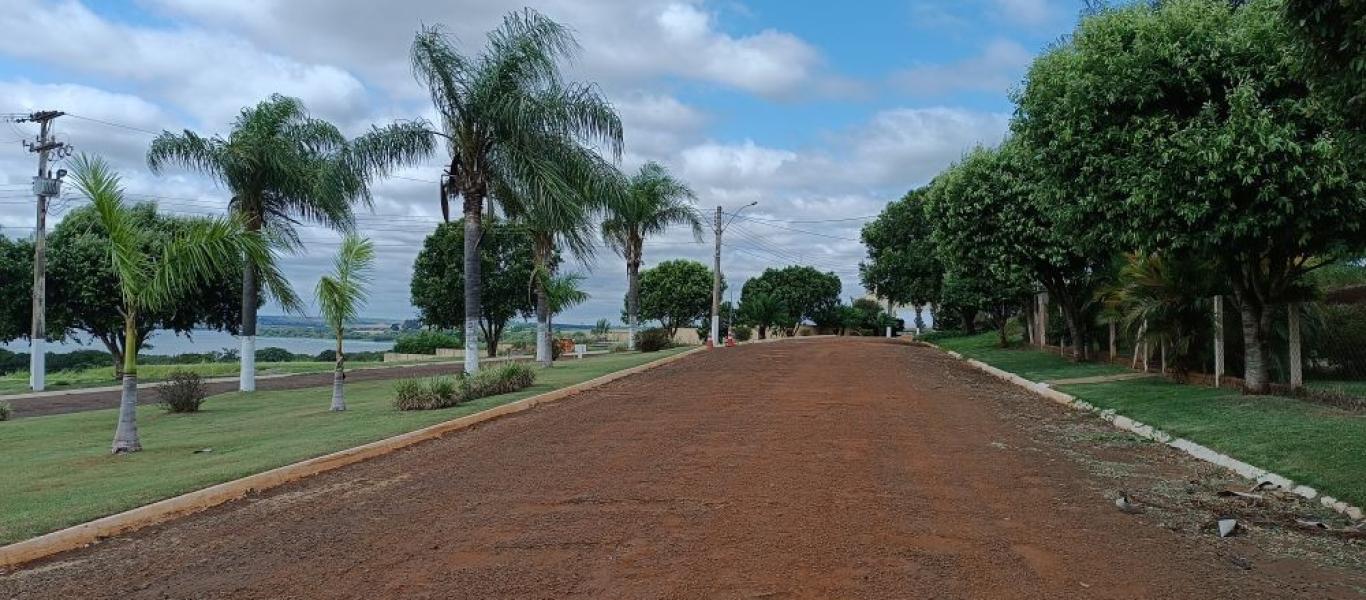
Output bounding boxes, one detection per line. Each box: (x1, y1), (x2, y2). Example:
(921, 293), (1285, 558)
(891, 39), (1033, 97)
(992, 0), (1054, 26)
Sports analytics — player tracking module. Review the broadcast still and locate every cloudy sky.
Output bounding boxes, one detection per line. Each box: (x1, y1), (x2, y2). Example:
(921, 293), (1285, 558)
(0, 0), (1081, 325)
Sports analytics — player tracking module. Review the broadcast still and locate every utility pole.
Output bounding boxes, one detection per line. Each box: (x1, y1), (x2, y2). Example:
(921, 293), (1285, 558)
(710, 201), (757, 348)
(711, 206), (722, 347)
(16, 110), (68, 391)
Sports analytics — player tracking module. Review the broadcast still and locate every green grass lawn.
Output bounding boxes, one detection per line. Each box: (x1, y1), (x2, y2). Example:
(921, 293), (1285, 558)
(934, 332), (1128, 381)
(0, 348), (687, 545)
(1059, 379), (1366, 508)
(0, 358), (456, 396)
(929, 332), (1366, 509)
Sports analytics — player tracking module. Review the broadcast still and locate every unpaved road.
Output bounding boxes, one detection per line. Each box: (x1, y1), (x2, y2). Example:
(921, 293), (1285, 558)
(4, 339), (1363, 598)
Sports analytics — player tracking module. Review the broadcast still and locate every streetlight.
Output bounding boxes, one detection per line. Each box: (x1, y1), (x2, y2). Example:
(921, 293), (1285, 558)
(712, 200), (757, 347)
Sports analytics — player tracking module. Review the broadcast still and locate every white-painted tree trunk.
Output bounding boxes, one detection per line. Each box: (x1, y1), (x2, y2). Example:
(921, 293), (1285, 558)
(29, 337), (43, 391)
(536, 320), (550, 365)
(329, 369), (345, 411)
(464, 319), (479, 374)
(627, 318), (637, 351)
(239, 336), (256, 392)
(111, 375), (141, 453)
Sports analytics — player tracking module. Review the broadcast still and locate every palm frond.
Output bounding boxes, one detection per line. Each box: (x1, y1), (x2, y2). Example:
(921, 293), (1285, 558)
(316, 234), (376, 332)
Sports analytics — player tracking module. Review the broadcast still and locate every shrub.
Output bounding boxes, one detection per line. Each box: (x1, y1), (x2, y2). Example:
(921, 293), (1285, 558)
(393, 363), (536, 411)
(393, 330), (462, 355)
(254, 347), (298, 363)
(637, 328), (672, 352)
(732, 325), (753, 342)
(158, 371), (207, 413)
(0, 400), (11, 421)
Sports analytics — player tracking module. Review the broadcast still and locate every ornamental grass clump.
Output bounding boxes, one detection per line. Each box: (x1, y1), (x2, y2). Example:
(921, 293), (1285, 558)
(393, 362), (537, 411)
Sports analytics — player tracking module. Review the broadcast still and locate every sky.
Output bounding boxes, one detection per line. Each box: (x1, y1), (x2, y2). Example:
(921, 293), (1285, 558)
(0, 0), (1083, 325)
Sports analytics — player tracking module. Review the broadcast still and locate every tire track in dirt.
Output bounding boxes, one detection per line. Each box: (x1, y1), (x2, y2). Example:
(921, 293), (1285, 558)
(2, 338), (1362, 599)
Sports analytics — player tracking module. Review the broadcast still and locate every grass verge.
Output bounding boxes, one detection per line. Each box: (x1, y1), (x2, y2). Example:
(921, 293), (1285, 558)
(934, 331), (1366, 509)
(0, 348), (687, 545)
(0, 358), (454, 396)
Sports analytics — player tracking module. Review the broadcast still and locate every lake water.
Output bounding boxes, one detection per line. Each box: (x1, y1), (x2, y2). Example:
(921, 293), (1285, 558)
(2, 329), (394, 356)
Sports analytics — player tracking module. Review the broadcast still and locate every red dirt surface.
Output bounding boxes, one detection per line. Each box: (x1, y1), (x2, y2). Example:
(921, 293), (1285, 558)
(3, 339), (1363, 598)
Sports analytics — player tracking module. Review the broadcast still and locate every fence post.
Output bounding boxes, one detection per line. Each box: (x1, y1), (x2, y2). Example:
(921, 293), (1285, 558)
(1213, 295), (1224, 388)
(1288, 303), (1303, 390)
(1109, 321), (1116, 361)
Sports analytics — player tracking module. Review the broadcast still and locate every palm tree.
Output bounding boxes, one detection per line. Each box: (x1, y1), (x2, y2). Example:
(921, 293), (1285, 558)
(411, 9), (623, 373)
(71, 155), (297, 453)
(147, 94), (432, 392)
(739, 292), (786, 340)
(316, 234), (375, 412)
(602, 162), (703, 350)
(546, 273), (590, 362)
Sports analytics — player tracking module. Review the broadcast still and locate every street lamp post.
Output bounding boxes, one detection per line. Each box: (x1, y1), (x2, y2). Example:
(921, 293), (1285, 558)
(711, 201), (757, 347)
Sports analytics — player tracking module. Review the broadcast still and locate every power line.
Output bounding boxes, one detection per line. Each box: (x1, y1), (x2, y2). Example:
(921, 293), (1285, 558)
(726, 213), (862, 242)
(65, 113), (162, 136)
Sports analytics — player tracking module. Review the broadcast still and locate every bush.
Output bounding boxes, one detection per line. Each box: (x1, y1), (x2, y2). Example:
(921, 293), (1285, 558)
(0, 400), (11, 421)
(732, 325), (753, 342)
(158, 371), (207, 413)
(394, 362), (537, 411)
(254, 347), (297, 363)
(393, 330), (462, 355)
(637, 328), (672, 352)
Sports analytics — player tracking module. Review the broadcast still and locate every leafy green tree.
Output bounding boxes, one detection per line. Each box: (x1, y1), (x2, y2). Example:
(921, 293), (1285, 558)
(1284, 0), (1366, 128)
(1014, 0), (1366, 390)
(316, 234), (375, 411)
(0, 233), (32, 343)
(148, 94), (432, 391)
(411, 9), (622, 374)
(860, 187), (942, 329)
(741, 266), (841, 333)
(71, 155), (296, 453)
(737, 292), (786, 340)
(592, 318), (612, 337)
(636, 259), (718, 338)
(45, 204), (245, 376)
(410, 219), (537, 357)
(602, 162), (703, 350)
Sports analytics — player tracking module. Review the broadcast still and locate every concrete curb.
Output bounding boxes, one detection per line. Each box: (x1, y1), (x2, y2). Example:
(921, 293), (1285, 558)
(0, 346), (710, 569)
(924, 342), (1364, 523)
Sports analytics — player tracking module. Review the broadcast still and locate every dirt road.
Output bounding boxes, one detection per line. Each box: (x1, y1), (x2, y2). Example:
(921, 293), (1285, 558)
(3, 339), (1362, 598)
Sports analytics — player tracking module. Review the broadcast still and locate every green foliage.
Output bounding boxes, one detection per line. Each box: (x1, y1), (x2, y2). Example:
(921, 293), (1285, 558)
(1306, 304), (1366, 378)
(636, 327), (673, 352)
(1283, 0), (1366, 127)
(410, 219), (536, 353)
(254, 347), (296, 363)
(0, 233), (31, 343)
(0, 400), (10, 422)
(315, 234), (375, 349)
(393, 362), (537, 410)
(732, 324), (753, 342)
(860, 187), (942, 307)
(43, 202), (246, 373)
(636, 259), (717, 337)
(592, 318), (612, 337)
(737, 291), (785, 339)
(157, 371), (207, 413)
(392, 330), (462, 355)
(740, 266), (841, 330)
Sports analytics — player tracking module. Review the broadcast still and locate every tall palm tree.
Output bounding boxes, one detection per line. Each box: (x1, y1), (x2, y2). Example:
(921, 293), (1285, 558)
(71, 155), (297, 453)
(509, 149), (616, 366)
(147, 94), (432, 392)
(602, 162), (703, 350)
(411, 9), (623, 373)
(316, 234), (375, 412)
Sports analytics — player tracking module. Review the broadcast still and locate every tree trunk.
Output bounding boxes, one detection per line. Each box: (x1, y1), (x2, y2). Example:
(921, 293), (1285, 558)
(1058, 296), (1086, 362)
(758, 325), (768, 340)
(111, 315), (141, 453)
(239, 259), (257, 392)
(534, 239), (551, 368)
(329, 334), (345, 411)
(1239, 297), (1272, 393)
(483, 320), (502, 358)
(463, 200), (482, 374)
(627, 241), (641, 351)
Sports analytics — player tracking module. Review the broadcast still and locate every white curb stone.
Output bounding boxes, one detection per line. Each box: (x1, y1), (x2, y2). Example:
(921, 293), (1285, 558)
(928, 344), (1365, 524)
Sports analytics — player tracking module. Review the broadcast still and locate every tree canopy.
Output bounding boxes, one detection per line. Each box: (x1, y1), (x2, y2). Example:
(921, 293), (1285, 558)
(635, 259), (718, 337)
(741, 266), (841, 330)
(860, 187), (942, 309)
(410, 219), (540, 356)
